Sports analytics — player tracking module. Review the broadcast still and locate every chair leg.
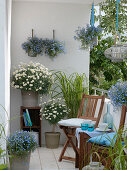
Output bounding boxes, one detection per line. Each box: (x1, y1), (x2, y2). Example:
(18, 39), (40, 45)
(59, 139), (70, 162)
(76, 133), (90, 170)
(75, 139), (79, 168)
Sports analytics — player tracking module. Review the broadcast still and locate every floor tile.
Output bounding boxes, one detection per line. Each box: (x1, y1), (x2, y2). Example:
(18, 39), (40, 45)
(29, 146), (78, 170)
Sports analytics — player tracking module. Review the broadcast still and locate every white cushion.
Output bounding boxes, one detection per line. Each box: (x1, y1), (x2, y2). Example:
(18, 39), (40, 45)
(58, 118), (95, 127)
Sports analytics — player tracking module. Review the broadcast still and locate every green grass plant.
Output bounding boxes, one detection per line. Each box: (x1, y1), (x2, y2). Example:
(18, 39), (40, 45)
(50, 71), (88, 118)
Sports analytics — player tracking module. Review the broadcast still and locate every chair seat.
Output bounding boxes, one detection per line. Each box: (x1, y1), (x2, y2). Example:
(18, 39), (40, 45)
(88, 132), (117, 147)
(58, 118), (94, 127)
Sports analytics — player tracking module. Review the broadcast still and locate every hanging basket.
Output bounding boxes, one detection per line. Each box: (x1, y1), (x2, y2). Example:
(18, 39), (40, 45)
(21, 91), (38, 107)
(28, 50), (37, 57)
(83, 152), (105, 170)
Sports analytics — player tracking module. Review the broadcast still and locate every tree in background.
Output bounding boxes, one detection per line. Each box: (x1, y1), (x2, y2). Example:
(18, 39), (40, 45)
(97, 0), (127, 36)
(89, 0), (127, 94)
(90, 37), (127, 93)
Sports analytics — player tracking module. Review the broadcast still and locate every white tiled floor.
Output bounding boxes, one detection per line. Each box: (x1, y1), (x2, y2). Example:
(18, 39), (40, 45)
(29, 146), (78, 170)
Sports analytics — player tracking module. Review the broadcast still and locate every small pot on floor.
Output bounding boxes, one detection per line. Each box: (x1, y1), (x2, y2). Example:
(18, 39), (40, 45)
(45, 132), (60, 149)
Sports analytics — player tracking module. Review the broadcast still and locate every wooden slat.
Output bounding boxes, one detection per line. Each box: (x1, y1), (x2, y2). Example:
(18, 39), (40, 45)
(84, 98), (91, 117)
(88, 98), (95, 117)
(95, 95), (105, 128)
(119, 105), (127, 130)
(77, 95), (85, 117)
(62, 156), (75, 162)
(92, 98), (98, 117)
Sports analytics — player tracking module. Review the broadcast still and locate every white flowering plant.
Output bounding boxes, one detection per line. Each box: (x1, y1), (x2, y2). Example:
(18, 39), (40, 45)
(11, 62), (52, 95)
(40, 98), (68, 132)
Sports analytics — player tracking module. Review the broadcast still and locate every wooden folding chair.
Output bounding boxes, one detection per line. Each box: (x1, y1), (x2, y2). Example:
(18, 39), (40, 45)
(85, 105), (127, 170)
(58, 94), (105, 162)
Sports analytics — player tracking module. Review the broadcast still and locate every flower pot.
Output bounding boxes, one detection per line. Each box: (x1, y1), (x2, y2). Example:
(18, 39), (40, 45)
(45, 132), (60, 149)
(10, 154), (30, 170)
(21, 91), (38, 107)
(28, 50), (37, 57)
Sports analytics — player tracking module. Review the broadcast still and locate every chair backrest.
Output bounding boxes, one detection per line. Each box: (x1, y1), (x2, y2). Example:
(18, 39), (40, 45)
(119, 105), (127, 130)
(77, 94), (105, 128)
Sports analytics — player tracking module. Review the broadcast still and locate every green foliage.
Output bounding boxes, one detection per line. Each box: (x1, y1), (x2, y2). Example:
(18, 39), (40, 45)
(107, 129), (127, 169)
(40, 98), (68, 127)
(97, 0), (127, 36)
(0, 113), (8, 169)
(51, 71), (88, 118)
(89, 129), (127, 169)
(90, 37), (127, 93)
(0, 147), (7, 170)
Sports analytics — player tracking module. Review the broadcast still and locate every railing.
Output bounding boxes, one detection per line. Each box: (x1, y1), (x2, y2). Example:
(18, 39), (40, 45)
(92, 87), (108, 96)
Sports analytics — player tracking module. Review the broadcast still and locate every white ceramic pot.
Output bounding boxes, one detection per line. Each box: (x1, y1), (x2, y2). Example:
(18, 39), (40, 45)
(10, 154), (30, 170)
(21, 91), (38, 107)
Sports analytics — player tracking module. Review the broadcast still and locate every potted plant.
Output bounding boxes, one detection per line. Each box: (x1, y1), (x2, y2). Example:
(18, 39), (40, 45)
(0, 147), (8, 170)
(44, 39), (64, 58)
(40, 98), (68, 148)
(74, 24), (102, 49)
(7, 130), (37, 170)
(51, 71), (88, 118)
(108, 80), (127, 109)
(11, 61), (52, 107)
(22, 37), (44, 57)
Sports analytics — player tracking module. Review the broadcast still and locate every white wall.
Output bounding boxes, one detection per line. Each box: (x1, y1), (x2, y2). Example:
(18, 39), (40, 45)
(0, 0), (11, 162)
(11, 1), (91, 144)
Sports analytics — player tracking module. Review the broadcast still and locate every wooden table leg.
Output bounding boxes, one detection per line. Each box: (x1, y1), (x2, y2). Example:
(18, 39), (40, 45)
(59, 139), (70, 161)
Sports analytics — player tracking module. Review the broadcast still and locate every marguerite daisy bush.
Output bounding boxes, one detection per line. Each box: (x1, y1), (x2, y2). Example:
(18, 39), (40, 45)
(40, 98), (68, 131)
(11, 62), (53, 95)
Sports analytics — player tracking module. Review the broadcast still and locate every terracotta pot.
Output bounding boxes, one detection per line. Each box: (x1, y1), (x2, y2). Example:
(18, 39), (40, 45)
(45, 132), (60, 149)
(10, 154), (30, 170)
(21, 91), (38, 107)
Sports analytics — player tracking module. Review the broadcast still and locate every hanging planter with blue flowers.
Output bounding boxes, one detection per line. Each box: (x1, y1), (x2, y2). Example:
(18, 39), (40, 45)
(74, 25), (102, 49)
(74, 3), (102, 49)
(22, 29), (64, 58)
(22, 37), (44, 57)
(44, 39), (64, 58)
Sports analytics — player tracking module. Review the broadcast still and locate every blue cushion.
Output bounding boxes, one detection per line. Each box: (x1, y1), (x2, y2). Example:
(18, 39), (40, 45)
(88, 132), (117, 147)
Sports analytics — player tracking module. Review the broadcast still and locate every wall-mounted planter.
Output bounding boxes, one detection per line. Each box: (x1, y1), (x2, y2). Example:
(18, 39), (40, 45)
(28, 50), (37, 57)
(22, 29), (64, 58)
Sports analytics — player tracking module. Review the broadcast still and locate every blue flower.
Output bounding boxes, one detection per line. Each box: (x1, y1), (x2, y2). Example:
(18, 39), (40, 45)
(22, 37), (44, 56)
(74, 24), (102, 49)
(44, 39), (64, 57)
(108, 80), (127, 109)
(7, 130), (37, 157)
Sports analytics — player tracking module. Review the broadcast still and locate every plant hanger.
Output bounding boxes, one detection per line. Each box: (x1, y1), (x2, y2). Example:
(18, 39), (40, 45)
(91, 1), (94, 27)
(104, 0), (127, 62)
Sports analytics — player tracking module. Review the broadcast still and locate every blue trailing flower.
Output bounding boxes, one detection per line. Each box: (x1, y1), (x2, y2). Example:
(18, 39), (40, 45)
(22, 37), (64, 58)
(108, 80), (127, 109)
(22, 37), (44, 57)
(44, 39), (64, 58)
(7, 130), (37, 157)
(74, 24), (102, 49)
